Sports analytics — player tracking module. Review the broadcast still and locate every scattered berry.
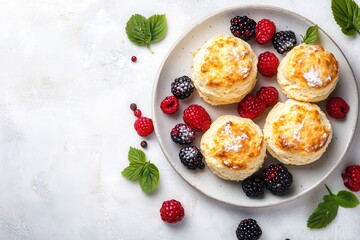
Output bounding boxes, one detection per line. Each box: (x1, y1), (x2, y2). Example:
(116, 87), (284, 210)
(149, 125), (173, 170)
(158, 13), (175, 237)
(256, 86), (279, 107)
(272, 30), (297, 54)
(160, 199), (185, 224)
(326, 97), (350, 119)
(134, 109), (142, 117)
(130, 103), (137, 111)
(262, 164), (293, 195)
(254, 19), (276, 45)
(242, 175), (265, 198)
(160, 96), (179, 114)
(236, 218), (262, 240)
(134, 117), (154, 137)
(230, 16), (257, 41)
(131, 56), (137, 62)
(237, 95), (266, 119)
(341, 165), (360, 192)
(170, 123), (195, 145)
(171, 76), (195, 99)
(140, 140), (148, 148)
(183, 104), (211, 132)
(179, 146), (205, 170)
(257, 51), (279, 77)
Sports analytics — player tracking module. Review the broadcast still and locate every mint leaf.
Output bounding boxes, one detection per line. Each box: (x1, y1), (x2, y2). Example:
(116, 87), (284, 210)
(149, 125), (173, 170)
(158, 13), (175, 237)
(139, 163), (159, 193)
(331, 0), (360, 35)
(125, 14), (151, 48)
(121, 164), (144, 181)
(128, 147), (146, 165)
(307, 195), (339, 229)
(334, 190), (360, 208)
(302, 25), (319, 44)
(148, 14), (167, 43)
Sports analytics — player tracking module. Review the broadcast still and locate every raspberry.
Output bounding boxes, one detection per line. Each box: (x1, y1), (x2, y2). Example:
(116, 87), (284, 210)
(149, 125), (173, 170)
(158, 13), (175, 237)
(257, 51), (279, 77)
(235, 218), (262, 240)
(242, 175), (265, 198)
(134, 117), (154, 137)
(230, 16), (256, 41)
(160, 96), (179, 114)
(326, 97), (350, 119)
(254, 19), (276, 45)
(170, 123), (195, 145)
(171, 76), (195, 99)
(237, 96), (266, 119)
(179, 146), (205, 170)
(256, 86), (279, 107)
(272, 30), (297, 54)
(134, 109), (142, 117)
(342, 165), (360, 192)
(262, 164), (293, 195)
(183, 104), (211, 132)
(160, 199), (185, 224)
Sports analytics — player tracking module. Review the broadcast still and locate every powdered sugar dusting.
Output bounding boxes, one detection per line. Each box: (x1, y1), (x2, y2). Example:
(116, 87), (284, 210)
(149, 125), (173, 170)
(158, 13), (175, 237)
(221, 122), (249, 152)
(303, 67), (323, 87)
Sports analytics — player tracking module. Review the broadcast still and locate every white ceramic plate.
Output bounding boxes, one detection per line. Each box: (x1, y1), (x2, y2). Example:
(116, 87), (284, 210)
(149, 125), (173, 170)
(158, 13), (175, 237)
(152, 5), (358, 207)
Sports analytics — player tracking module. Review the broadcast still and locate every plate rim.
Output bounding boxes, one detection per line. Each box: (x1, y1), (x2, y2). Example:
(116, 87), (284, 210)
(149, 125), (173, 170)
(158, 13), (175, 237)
(151, 4), (359, 208)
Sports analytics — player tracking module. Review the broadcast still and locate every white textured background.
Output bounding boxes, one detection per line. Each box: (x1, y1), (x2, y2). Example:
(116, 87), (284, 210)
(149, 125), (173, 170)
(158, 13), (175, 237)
(0, 0), (359, 239)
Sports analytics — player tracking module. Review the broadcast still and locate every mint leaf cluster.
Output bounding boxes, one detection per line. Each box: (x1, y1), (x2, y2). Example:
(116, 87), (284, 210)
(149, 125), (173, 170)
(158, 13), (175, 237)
(121, 147), (159, 193)
(301, 25), (319, 44)
(125, 14), (167, 51)
(331, 0), (360, 35)
(307, 185), (360, 229)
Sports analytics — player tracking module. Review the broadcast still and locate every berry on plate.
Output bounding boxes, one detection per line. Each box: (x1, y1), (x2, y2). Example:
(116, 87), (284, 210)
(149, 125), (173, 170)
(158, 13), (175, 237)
(242, 175), (265, 198)
(171, 76), (195, 99)
(179, 146), (205, 170)
(134, 117), (154, 137)
(170, 123), (195, 145)
(262, 164), (293, 195)
(236, 218), (262, 240)
(183, 104), (211, 132)
(230, 16), (256, 41)
(256, 86), (279, 107)
(237, 95), (266, 119)
(342, 165), (360, 192)
(160, 96), (179, 114)
(254, 19), (276, 45)
(272, 30), (297, 54)
(160, 199), (185, 224)
(257, 51), (279, 77)
(326, 97), (350, 119)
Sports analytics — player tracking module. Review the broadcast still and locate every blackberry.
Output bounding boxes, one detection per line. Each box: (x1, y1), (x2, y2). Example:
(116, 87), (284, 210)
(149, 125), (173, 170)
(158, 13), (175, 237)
(179, 146), (205, 170)
(262, 164), (293, 195)
(236, 218), (262, 240)
(170, 123), (195, 145)
(272, 30), (297, 54)
(242, 175), (265, 198)
(171, 76), (194, 99)
(230, 16), (256, 41)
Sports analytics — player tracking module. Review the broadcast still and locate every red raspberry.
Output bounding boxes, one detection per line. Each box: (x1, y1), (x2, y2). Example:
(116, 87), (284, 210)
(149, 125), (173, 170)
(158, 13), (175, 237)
(160, 199), (185, 223)
(326, 97), (350, 119)
(254, 19), (276, 45)
(237, 95), (266, 119)
(257, 51), (279, 77)
(183, 104), (211, 132)
(342, 165), (360, 192)
(160, 96), (179, 114)
(134, 117), (154, 137)
(134, 109), (142, 117)
(256, 86), (279, 107)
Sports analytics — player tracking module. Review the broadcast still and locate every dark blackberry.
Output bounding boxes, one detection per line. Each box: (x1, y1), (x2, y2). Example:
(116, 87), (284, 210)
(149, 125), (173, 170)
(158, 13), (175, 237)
(262, 164), (293, 195)
(242, 175), (265, 198)
(170, 123), (195, 145)
(179, 146), (205, 170)
(171, 76), (194, 99)
(236, 218), (262, 240)
(230, 16), (256, 41)
(272, 30), (297, 54)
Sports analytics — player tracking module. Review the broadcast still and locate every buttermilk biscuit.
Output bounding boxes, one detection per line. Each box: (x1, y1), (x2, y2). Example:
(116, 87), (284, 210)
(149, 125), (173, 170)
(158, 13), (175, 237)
(277, 44), (339, 102)
(264, 99), (332, 165)
(200, 115), (266, 181)
(192, 35), (257, 105)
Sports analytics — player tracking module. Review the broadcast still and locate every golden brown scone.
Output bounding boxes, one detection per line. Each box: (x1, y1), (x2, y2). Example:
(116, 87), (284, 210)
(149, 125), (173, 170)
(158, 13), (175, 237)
(277, 44), (339, 102)
(192, 35), (257, 105)
(200, 115), (266, 181)
(264, 99), (332, 165)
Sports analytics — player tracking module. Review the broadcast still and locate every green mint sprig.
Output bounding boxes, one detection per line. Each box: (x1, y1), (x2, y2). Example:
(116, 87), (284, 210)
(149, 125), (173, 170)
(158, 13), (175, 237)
(307, 185), (360, 229)
(301, 25), (319, 44)
(121, 147), (160, 193)
(331, 0), (360, 35)
(125, 14), (167, 51)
